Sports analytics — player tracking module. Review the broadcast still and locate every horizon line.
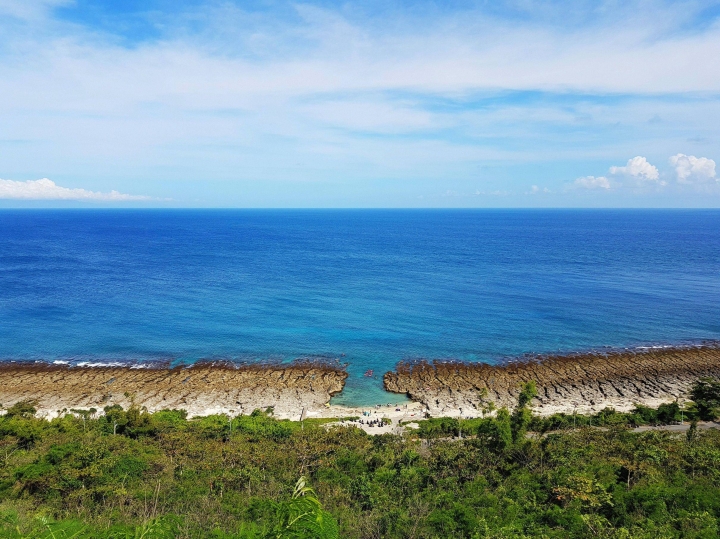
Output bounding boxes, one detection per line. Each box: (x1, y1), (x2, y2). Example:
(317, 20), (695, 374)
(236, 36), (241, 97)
(2, 206), (720, 211)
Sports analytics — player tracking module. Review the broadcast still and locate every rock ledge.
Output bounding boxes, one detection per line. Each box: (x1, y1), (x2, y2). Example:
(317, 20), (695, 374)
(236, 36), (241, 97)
(383, 346), (720, 417)
(0, 362), (348, 420)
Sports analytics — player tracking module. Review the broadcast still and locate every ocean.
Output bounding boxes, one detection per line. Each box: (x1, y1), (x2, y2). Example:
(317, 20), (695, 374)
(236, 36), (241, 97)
(1, 209), (719, 406)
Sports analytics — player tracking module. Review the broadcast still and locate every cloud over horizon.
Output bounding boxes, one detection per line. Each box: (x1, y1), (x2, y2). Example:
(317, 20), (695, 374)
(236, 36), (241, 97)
(609, 157), (661, 184)
(0, 178), (151, 201)
(574, 153), (720, 194)
(670, 154), (717, 184)
(574, 176), (610, 190)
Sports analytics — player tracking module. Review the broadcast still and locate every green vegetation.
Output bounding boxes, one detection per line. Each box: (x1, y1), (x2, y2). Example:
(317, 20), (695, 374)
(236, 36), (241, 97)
(0, 380), (718, 538)
(690, 378), (720, 421)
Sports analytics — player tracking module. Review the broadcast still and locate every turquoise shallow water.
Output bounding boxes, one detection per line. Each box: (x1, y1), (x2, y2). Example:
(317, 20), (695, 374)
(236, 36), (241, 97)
(1, 209), (719, 406)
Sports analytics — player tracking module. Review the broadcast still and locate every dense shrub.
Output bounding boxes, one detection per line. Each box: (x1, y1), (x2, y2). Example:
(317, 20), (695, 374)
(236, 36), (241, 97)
(0, 383), (719, 538)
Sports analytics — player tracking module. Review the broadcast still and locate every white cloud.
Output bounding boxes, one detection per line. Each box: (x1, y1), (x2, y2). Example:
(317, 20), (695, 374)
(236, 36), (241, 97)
(669, 154), (717, 184)
(609, 156), (660, 182)
(574, 176), (610, 189)
(0, 178), (151, 201)
(3, 3), (720, 124)
(527, 185), (550, 194)
(1, 3), (719, 206)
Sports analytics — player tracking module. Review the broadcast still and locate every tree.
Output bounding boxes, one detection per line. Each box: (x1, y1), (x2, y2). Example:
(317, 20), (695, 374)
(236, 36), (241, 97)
(689, 378), (720, 421)
(511, 381), (537, 443)
(517, 381), (537, 409)
(493, 409), (513, 451)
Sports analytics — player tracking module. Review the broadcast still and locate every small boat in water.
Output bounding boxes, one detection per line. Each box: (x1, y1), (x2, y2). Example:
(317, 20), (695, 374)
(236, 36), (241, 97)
(364, 369), (374, 377)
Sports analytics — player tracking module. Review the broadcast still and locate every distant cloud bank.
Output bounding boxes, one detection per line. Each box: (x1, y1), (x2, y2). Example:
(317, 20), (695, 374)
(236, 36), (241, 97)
(574, 176), (610, 190)
(574, 154), (717, 192)
(0, 178), (151, 201)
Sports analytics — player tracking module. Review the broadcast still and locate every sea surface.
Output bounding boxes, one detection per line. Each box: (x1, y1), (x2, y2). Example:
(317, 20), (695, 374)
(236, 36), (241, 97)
(1, 209), (719, 406)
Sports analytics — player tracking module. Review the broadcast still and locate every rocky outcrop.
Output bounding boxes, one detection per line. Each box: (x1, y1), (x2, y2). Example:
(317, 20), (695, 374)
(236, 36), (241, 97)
(383, 346), (720, 417)
(0, 362), (347, 420)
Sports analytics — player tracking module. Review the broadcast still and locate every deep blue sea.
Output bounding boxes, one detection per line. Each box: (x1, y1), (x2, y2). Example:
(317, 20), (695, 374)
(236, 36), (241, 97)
(1, 209), (719, 405)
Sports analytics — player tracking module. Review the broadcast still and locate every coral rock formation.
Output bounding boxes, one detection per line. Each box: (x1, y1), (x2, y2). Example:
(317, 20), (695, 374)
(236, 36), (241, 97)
(0, 362), (347, 419)
(383, 346), (720, 417)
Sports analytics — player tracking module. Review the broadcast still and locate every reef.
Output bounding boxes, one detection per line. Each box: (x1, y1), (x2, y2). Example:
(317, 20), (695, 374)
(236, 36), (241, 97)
(383, 345), (720, 417)
(0, 361), (347, 420)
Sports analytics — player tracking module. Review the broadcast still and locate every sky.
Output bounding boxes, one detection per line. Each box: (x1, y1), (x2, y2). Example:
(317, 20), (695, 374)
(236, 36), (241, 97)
(0, 0), (719, 207)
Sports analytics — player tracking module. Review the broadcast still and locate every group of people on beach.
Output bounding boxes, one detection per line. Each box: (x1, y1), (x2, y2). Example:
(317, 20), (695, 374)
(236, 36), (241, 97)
(358, 417), (385, 428)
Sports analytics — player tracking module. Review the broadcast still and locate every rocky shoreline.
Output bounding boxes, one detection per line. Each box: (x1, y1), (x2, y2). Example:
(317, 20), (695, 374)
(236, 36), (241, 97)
(3, 346), (720, 421)
(0, 362), (348, 420)
(383, 346), (720, 417)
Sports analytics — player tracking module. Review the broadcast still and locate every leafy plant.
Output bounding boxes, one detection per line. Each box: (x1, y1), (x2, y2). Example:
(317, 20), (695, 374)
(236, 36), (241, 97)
(271, 477), (339, 539)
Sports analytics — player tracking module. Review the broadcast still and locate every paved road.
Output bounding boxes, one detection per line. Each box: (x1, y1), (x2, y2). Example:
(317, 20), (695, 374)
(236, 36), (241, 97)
(632, 421), (719, 433)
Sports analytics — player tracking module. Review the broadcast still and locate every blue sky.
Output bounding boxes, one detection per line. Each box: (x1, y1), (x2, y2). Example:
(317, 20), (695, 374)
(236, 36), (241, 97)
(0, 0), (719, 207)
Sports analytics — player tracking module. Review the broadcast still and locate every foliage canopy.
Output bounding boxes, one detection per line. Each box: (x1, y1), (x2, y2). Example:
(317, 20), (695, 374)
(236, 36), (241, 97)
(0, 379), (719, 538)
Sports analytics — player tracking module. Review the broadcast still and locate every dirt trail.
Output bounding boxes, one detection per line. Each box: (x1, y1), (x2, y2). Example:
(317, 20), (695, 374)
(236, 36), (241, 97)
(383, 346), (720, 417)
(0, 362), (347, 419)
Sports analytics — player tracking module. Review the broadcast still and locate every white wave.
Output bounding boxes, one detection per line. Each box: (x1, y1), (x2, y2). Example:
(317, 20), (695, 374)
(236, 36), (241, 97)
(75, 361), (126, 368)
